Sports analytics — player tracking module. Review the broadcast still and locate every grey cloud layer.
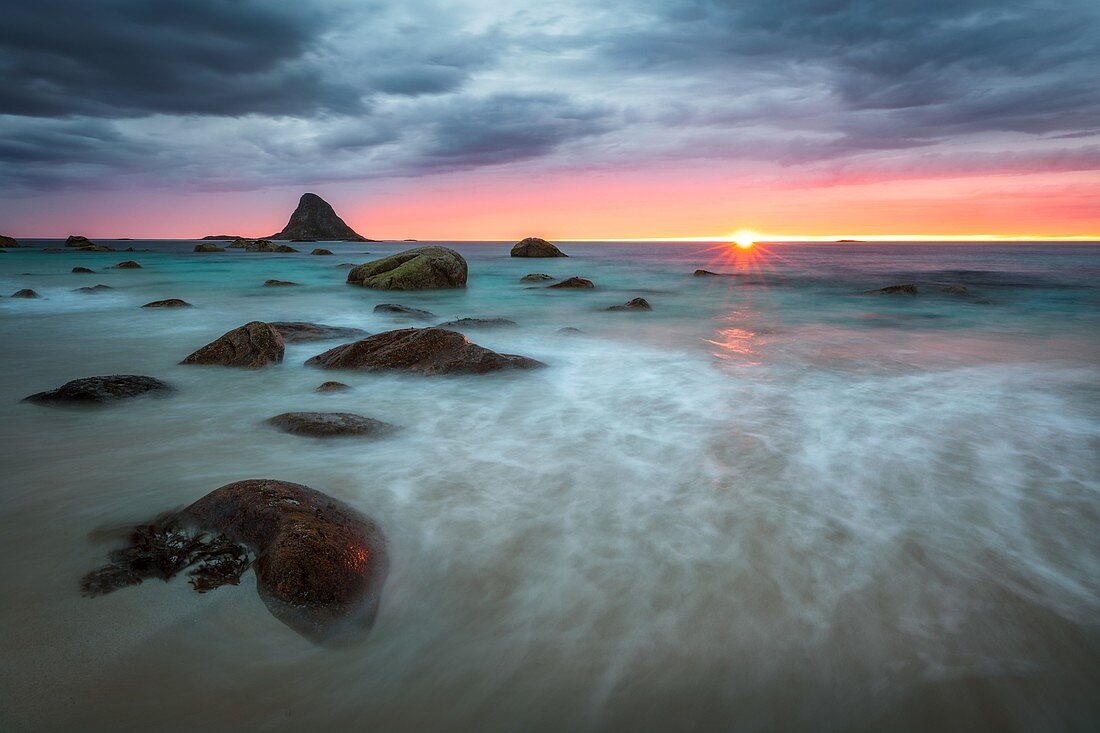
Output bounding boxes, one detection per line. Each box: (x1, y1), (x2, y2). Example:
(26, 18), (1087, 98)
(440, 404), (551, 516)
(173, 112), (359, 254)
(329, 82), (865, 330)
(0, 0), (1097, 193)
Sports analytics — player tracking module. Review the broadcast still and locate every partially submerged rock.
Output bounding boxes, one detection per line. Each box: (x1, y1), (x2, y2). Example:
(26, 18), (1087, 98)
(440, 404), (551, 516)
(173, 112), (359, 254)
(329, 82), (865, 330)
(436, 317), (518, 329)
(548, 276), (594, 289)
(306, 327), (544, 375)
(263, 279), (298, 287)
(73, 284), (113, 293)
(373, 303), (435, 318)
(180, 321), (284, 368)
(510, 237), (567, 258)
(112, 260), (142, 269)
(520, 273), (555, 282)
(269, 193), (371, 242)
(269, 322), (368, 342)
(943, 284), (969, 295)
(558, 327), (583, 334)
(693, 269), (731, 277)
(194, 243), (225, 252)
(607, 297), (652, 311)
(315, 381), (351, 393)
(24, 375), (173, 405)
(267, 412), (397, 439)
(72, 266), (94, 274)
(65, 235), (95, 247)
(347, 246), (467, 290)
(142, 298), (192, 308)
(867, 283), (918, 295)
(11, 288), (41, 298)
(311, 248), (333, 256)
(81, 479), (389, 645)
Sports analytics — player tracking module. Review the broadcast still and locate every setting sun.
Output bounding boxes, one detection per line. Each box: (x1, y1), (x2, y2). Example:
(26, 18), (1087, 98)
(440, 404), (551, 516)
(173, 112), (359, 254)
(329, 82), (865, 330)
(732, 229), (758, 249)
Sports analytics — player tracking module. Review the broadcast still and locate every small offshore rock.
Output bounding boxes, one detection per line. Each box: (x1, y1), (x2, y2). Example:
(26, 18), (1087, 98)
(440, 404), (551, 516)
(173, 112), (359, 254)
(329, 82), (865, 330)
(11, 288), (41, 298)
(269, 322), (368, 342)
(373, 303), (435, 318)
(520, 273), (555, 282)
(943, 284), (969, 295)
(558, 327), (583, 334)
(267, 412), (398, 439)
(607, 297), (652, 311)
(180, 321), (284, 368)
(72, 266), (94, 274)
(867, 283), (918, 295)
(311, 248), (334, 256)
(65, 235), (95, 247)
(263, 279), (298, 287)
(142, 298), (192, 308)
(113, 260), (142, 269)
(510, 237), (568, 258)
(315, 381), (351, 393)
(73, 284), (114, 293)
(548, 276), (595, 289)
(24, 375), (173, 405)
(436, 317), (517, 330)
(194, 243), (225, 252)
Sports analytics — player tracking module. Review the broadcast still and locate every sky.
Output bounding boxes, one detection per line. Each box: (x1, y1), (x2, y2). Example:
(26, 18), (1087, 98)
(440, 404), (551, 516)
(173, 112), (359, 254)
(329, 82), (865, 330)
(0, 0), (1098, 240)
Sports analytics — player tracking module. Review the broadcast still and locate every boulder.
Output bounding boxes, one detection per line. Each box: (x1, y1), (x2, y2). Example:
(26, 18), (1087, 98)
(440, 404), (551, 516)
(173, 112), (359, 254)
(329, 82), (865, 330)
(194, 243), (225, 253)
(347, 246), (467, 290)
(306, 327), (544, 375)
(274, 244), (298, 253)
(269, 193), (371, 242)
(607, 297), (652, 311)
(72, 266), (94, 274)
(65, 235), (95, 247)
(311, 248), (333, 256)
(24, 375), (173, 405)
(263, 279), (298, 287)
(267, 412), (398, 439)
(180, 321), (284, 368)
(510, 237), (567, 258)
(0, 234), (18, 247)
(548, 276), (594, 289)
(520, 273), (555, 282)
(373, 303), (435, 318)
(11, 288), (41, 298)
(73, 284), (113, 293)
(315, 381), (351, 393)
(142, 298), (191, 308)
(436, 317), (517, 330)
(269, 322), (368, 342)
(112, 260), (142, 269)
(80, 479), (389, 645)
(867, 283), (918, 295)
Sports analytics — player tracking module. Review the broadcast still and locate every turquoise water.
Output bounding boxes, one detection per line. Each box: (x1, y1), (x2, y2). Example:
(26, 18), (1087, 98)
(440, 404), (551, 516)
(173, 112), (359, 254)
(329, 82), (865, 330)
(1, 240), (1098, 731)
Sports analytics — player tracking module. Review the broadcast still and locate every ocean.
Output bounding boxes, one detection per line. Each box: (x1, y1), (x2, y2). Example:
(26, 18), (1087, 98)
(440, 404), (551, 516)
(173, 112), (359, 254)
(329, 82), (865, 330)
(1, 240), (1098, 731)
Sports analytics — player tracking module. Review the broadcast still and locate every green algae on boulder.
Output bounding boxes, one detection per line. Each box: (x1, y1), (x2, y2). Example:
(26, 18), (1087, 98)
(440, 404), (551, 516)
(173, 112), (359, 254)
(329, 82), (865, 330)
(347, 246), (467, 290)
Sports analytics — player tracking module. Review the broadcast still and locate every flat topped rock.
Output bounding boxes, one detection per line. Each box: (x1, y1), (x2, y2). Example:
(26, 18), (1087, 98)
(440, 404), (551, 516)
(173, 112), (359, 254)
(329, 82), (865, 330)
(263, 279), (298, 287)
(520, 273), (555, 282)
(436, 317), (518, 329)
(607, 297), (652, 311)
(270, 193), (370, 242)
(867, 283), (918, 295)
(194, 243), (224, 252)
(373, 303), (435, 318)
(511, 237), (568, 258)
(306, 327), (544, 375)
(201, 235), (240, 240)
(11, 288), (41, 298)
(24, 375), (173, 405)
(81, 479), (389, 645)
(73, 284), (113, 293)
(142, 298), (191, 308)
(112, 260), (141, 269)
(268, 412), (398, 438)
(181, 321), (285, 368)
(348, 246), (467, 290)
(269, 322), (368, 342)
(548, 276), (594, 289)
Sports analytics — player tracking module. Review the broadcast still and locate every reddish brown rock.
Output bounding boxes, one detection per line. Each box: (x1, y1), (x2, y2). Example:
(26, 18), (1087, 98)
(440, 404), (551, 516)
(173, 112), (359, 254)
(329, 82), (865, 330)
(548, 276), (594, 289)
(180, 321), (284, 368)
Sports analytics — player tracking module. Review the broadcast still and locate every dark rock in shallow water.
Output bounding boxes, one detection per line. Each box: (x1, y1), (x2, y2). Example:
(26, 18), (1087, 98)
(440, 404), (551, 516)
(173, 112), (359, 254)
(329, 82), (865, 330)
(942, 284), (969, 295)
(348, 246), (467, 290)
(270, 193), (371, 242)
(0, 234), (18, 247)
(112, 260), (142, 269)
(607, 297), (652, 311)
(311, 248), (333, 256)
(268, 412), (397, 438)
(263, 279), (298, 287)
(693, 269), (732, 277)
(520, 273), (555, 282)
(180, 321), (284, 368)
(548, 276), (594, 289)
(306, 327), (545, 375)
(436, 317), (517, 330)
(867, 283), (918, 295)
(65, 235), (95, 247)
(80, 478), (389, 645)
(274, 244), (298, 253)
(194, 243), (224, 252)
(142, 298), (191, 308)
(24, 375), (173, 404)
(11, 288), (41, 298)
(269, 322), (368, 342)
(72, 266), (94, 274)
(374, 303), (435, 318)
(558, 327), (583, 334)
(510, 237), (567, 258)
(73, 284), (113, 293)
(315, 381), (351, 393)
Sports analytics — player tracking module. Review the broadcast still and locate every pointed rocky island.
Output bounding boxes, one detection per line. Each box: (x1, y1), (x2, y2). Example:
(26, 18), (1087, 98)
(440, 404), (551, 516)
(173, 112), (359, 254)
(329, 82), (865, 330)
(269, 193), (373, 242)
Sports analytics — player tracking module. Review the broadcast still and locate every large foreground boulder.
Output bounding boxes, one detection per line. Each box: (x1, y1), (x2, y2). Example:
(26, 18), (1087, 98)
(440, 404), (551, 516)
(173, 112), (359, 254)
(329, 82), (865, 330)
(268, 412), (397, 438)
(180, 321), (284, 368)
(306, 327), (544, 375)
(347, 246), (467, 290)
(269, 322), (368, 342)
(24, 375), (173, 405)
(269, 193), (370, 242)
(510, 237), (567, 257)
(81, 479), (389, 645)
